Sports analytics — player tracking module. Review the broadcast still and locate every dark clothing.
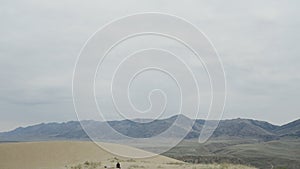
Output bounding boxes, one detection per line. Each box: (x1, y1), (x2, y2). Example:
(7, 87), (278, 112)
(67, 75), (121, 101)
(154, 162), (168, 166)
(116, 162), (121, 168)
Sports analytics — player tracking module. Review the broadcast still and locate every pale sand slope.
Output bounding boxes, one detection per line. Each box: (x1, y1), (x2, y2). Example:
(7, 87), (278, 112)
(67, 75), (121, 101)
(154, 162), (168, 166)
(0, 141), (256, 169)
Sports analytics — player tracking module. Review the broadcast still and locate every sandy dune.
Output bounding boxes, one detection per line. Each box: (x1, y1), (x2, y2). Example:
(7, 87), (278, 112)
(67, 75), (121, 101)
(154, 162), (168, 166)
(0, 141), (256, 169)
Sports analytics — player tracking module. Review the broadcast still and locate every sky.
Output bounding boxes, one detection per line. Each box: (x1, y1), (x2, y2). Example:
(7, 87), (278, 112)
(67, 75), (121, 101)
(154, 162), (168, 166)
(0, 0), (300, 132)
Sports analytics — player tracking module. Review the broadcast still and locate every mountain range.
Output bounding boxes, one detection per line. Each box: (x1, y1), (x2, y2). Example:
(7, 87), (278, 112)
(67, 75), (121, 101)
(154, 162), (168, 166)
(0, 115), (299, 142)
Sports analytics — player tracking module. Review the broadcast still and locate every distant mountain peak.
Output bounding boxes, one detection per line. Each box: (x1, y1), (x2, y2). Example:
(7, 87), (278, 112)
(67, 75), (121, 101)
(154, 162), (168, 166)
(0, 115), (299, 142)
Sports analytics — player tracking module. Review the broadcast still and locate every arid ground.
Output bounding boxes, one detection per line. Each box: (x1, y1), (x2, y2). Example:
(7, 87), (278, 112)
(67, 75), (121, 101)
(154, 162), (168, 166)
(0, 141), (256, 169)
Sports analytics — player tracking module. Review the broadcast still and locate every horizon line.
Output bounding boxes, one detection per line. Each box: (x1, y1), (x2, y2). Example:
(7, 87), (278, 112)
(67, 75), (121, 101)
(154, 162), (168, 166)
(1, 114), (299, 133)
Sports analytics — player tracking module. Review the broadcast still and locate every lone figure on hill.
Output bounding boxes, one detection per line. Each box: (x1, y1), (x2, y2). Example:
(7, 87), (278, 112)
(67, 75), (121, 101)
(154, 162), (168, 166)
(116, 162), (121, 169)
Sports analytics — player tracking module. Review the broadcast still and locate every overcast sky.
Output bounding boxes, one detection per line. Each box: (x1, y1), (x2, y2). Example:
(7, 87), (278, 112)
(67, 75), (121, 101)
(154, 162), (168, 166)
(1, 0), (300, 132)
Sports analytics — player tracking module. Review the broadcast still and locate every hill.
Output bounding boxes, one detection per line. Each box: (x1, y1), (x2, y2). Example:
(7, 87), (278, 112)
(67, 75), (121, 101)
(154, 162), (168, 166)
(1, 115), (298, 142)
(0, 141), (256, 169)
(273, 119), (300, 137)
(1, 116), (299, 168)
(164, 138), (300, 169)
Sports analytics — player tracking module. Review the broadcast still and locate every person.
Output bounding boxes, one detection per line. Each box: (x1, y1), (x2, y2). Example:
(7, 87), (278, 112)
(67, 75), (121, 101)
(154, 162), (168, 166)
(116, 162), (121, 169)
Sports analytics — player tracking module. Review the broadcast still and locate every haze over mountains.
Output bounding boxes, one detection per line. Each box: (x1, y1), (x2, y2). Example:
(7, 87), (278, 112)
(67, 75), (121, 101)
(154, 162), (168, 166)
(0, 115), (299, 142)
(1, 115), (300, 168)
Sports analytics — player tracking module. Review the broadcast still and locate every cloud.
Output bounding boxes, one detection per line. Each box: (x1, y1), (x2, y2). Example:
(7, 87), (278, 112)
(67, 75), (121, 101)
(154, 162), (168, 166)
(0, 0), (300, 131)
